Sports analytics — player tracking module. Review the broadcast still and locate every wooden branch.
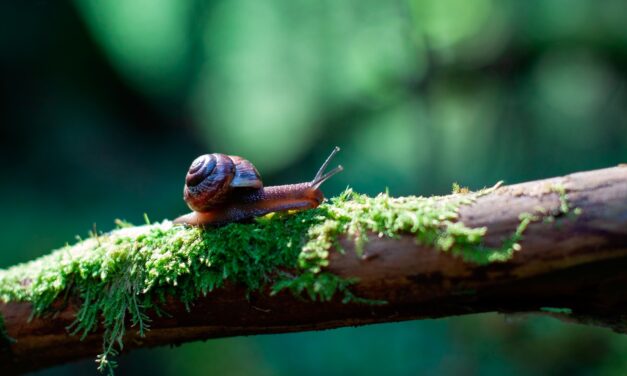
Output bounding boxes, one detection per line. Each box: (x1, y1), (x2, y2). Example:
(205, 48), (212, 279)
(2, 166), (627, 373)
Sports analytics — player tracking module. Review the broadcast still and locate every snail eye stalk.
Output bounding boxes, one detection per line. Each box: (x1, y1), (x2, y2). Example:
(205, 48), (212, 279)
(311, 146), (343, 188)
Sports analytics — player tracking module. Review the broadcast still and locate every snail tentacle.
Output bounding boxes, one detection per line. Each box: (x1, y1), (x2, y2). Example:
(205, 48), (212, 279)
(311, 146), (343, 188)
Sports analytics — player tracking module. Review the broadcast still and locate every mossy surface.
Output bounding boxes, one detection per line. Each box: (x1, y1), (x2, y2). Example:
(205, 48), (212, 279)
(0, 187), (518, 373)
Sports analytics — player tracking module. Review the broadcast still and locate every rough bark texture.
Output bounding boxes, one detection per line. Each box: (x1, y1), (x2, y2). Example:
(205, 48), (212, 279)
(2, 166), (627, 373)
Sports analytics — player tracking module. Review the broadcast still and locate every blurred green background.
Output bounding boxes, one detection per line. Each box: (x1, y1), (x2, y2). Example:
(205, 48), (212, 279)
(1, 0), (627, 374)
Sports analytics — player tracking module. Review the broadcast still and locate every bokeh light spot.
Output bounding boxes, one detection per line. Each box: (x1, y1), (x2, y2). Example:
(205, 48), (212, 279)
(533, 49), (615, 118)
(75, 0), (191, 96)
(411, 0), (494, 50)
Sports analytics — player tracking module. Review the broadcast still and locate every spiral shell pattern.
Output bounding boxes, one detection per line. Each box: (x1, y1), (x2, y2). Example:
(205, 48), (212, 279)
(184, 154), (235, 211)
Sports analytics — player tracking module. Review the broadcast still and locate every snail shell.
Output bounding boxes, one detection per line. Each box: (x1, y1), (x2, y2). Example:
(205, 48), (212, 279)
(183, 153), (262, 212)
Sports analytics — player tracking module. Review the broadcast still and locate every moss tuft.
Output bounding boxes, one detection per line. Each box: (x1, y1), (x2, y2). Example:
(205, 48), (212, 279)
(0, 185), (529, 373)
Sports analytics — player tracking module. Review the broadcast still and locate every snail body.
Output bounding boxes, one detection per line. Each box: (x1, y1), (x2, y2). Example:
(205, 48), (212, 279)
(174, 147), (343, 226)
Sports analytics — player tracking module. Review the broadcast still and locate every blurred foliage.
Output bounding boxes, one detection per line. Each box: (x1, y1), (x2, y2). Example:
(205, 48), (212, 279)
(1, 0), (626, 374)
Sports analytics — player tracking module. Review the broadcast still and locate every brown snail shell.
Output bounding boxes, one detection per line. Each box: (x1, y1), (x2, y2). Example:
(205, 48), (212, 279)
(183, 153), (262, 212)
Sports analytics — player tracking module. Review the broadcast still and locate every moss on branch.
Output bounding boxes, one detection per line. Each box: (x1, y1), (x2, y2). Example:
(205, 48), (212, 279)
(0, 186), (518, 374)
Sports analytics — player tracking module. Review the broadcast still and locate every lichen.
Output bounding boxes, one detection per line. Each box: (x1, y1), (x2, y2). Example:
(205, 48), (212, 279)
(0, 186), (526, 374)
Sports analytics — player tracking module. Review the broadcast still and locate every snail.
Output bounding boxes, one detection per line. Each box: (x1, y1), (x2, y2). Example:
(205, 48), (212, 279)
(174, 147), (343, 226)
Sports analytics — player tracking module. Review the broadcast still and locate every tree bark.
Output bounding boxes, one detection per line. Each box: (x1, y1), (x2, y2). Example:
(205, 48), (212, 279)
(2, 166), (627, 373)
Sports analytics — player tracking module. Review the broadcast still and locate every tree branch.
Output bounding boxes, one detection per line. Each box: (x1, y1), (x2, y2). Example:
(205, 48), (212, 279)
(2, 166), (627, 373)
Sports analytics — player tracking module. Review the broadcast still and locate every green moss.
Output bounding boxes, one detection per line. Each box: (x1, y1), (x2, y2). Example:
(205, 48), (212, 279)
(551, 183), (582, 217)
(540, 307), (573, 315)
(0, 185), (528, 373)
(451, 182), (470, 194)
(462, 211), (538, 264)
